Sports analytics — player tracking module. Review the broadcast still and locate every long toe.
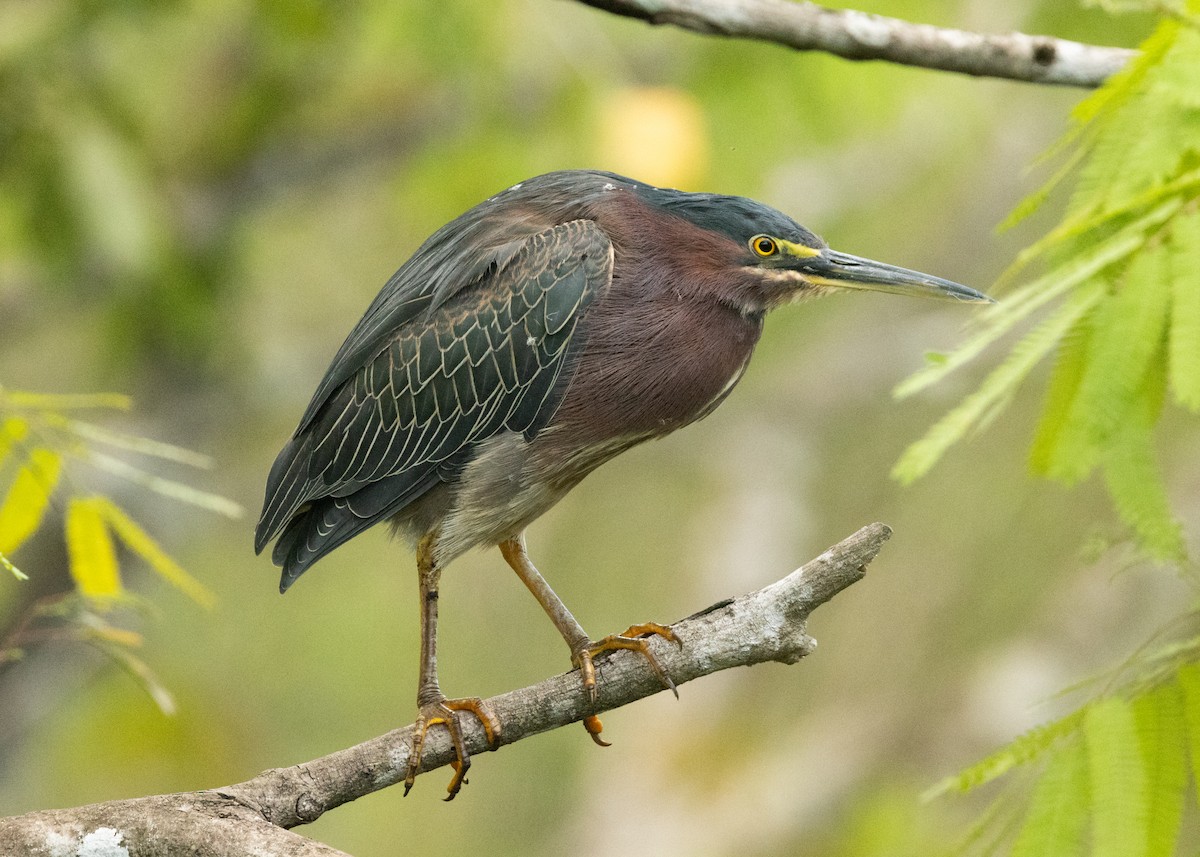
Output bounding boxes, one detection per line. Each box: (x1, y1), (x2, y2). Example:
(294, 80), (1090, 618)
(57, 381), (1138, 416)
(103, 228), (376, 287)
(575, 621), (683, 704)
(403, 697), (502, 800)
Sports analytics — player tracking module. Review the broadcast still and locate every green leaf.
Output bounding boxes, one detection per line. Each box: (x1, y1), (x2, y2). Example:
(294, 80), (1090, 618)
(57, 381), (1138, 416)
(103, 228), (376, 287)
(0, 448), (63, 555)
(1176, 662), (1200, 807)
(924, 708), (1086, 800)
(1045, 243), (1172, 484)
(1069, 19), (1176, 127)
(1085, 697), (1148, 857)
(1101, 370), (1184, 560)
(1005, 164), (1189, 284)
(65, 497), (122, 600)
(1132, 682), (1186, 857)
(1010, 738), (1088, 857)
(1081, 97), (1192, 218)
(1066, 20), (1183, 221)
(897, 198), (1172, 402)
(894, 286), (1102, 484)
(1030, 312), (1091, 476)
(97, 498), (215, 608)
(1167, 209), (1200, 411)
(997, 145), (1087, 233)
(1154, 20), (1200, 109)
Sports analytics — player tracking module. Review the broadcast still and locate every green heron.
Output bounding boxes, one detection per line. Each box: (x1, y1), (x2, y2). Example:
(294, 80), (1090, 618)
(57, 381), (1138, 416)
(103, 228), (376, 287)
(255, 169), (990, 799)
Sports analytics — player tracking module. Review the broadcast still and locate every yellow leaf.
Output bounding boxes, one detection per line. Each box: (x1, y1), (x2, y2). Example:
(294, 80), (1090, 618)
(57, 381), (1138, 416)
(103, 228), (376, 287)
(0, 390), (131, 410)
(97, 498), (215, 608)
(65, 497), (122, 600)
(0, 448), (63, 555)
(0, 417), (29, 470)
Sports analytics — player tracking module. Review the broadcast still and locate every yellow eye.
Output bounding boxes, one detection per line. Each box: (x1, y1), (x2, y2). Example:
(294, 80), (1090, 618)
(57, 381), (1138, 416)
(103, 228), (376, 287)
(750, 235), (778, 257)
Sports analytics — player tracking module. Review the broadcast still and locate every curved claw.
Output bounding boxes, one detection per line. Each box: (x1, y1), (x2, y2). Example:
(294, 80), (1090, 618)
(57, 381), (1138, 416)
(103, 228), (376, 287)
(403, 696), (502, 800)
(574, 622), (682, 703)
(582, 714), (611, 747)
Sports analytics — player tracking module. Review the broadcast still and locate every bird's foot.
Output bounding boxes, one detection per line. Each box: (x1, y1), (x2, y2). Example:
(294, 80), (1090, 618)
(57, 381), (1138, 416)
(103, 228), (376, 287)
(403, 696), (501, 801)
(573, 622), (683, 706)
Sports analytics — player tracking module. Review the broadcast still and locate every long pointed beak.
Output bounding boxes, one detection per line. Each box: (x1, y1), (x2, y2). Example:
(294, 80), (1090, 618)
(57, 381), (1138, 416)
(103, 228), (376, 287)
(796, 249), (994, 303)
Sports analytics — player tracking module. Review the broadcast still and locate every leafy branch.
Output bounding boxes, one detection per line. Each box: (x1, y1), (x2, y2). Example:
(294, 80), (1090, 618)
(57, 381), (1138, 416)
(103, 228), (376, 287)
(901, 7), (1200, 854)
(0, 386), (240, 709)
(928, 627), (1200, 857)
(894, 6), (1200, 560)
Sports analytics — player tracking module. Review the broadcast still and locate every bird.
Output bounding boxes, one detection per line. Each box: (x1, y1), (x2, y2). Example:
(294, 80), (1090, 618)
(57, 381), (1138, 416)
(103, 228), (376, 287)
(255, 169), (991, 799)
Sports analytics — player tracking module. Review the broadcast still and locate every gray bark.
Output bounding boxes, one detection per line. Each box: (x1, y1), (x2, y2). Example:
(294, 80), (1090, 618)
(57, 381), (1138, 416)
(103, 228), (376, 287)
(0, 523), (891, 857)
(577, 0), (1135, 87)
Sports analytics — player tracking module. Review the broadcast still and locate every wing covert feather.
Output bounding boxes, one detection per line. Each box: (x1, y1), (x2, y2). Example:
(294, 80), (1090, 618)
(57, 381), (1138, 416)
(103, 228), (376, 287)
(255, 220), (612, 557)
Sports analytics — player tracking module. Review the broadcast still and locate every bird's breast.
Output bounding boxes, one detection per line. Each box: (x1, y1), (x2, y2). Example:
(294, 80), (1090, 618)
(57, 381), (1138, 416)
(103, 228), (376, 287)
(549, 293), (763, 447)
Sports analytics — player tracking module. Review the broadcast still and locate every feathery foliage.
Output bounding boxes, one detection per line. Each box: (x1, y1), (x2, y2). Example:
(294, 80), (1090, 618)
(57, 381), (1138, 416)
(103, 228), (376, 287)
(1009, 739), (1088, 857)
(926, 11), (1200, 853)
(895, 4), (1200, 559)
(0, 385), (235, 709)
(938, 659), (1200, 857)
(1085, 697), (1148, 857)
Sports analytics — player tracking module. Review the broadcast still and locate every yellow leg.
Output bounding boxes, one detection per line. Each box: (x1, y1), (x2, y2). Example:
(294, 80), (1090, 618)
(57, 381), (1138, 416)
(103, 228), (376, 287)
(498, 535), (683, 745)
(405, 532), (501, 800)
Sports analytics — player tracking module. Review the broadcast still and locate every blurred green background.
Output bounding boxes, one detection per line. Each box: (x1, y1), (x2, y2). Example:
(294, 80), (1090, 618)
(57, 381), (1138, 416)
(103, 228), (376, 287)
(1, 1), (1191, 854)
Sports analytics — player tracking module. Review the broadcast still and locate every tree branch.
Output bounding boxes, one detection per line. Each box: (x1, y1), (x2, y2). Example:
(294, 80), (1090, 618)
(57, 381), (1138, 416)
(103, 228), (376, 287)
(0, 523), (891, 857)
(576, 0), (1135, 88)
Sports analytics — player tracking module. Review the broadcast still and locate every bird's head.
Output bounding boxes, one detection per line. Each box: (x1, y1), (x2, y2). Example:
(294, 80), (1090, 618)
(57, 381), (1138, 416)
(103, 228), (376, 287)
(641, 187), (994, 312)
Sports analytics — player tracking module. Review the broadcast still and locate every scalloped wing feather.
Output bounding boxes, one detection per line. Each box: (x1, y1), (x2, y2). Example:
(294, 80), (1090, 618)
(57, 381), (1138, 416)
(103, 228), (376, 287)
(256, 221), (613, 582)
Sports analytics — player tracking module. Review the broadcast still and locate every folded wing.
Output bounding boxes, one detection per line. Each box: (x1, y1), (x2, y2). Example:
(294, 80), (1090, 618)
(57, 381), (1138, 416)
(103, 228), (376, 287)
(255, 220), (613, 589)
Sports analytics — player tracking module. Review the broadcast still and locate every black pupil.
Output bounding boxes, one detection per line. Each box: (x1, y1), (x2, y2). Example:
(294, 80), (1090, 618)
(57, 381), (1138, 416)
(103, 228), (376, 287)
(758, 239), (773, 254)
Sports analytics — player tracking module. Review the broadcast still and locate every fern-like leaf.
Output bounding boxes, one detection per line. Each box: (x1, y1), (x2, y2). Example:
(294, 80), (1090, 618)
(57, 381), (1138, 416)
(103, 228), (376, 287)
(1155, 14), (1200, 112)
(998, 145), (1088, 234)
(1045, 244), (1172, 485)
(894, 287), (1102, 484)
(1010, 738), (1089, 857)
(895, 221), (1148, 401)
(1066, 19), (1185, 221)
(1069, 20), (1176, 128)
(1168, 209), (1200, 411)
(1132, 681), (1186, 857)
(924, 709), (1086, 800)
(1176, 662), (1200, 807)
(0, 448), (63, 555)
(1101, 366), (1184, 560)
(1084, 697), (1149, 857)
(1029, 311), (1092, 476)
